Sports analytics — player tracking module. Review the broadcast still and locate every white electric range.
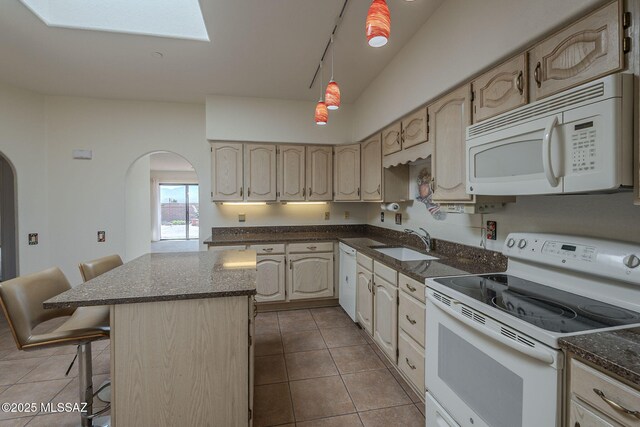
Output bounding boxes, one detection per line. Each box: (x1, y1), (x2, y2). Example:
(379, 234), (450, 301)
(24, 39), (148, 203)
(424, 233), (640, 427)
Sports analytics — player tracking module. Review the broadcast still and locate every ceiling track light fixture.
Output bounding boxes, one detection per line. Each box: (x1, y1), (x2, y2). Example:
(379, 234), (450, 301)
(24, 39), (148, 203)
(315, 63), (328, 126)
(325, 36), (341, 111)
(366, 0), (391, 48)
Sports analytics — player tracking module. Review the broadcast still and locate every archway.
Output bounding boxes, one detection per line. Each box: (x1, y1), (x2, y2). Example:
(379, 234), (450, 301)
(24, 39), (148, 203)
(0, 152), (18, 281)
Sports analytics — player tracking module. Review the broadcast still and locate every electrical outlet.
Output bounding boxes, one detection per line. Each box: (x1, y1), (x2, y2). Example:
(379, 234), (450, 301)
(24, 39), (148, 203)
(395, 213), (402, 225)
(380, 212), (384, 222)
(487, 221), (497, 240)
(239, 213), (246, 222)
(324, 211), (330, 220)
(97, 231), (106, 242)
(28, 233), (38, 245)
(344, 211), (350, 219)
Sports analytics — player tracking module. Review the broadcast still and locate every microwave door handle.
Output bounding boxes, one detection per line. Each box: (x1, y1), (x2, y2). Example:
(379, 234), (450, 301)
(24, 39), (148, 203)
(426, 293), (555, 365)
(542, 116), (560, 187)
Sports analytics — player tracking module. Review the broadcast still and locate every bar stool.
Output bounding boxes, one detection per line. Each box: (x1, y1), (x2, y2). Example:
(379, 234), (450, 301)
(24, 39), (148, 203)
(79, 255), (123, 282)
(0, 267), (110, 427)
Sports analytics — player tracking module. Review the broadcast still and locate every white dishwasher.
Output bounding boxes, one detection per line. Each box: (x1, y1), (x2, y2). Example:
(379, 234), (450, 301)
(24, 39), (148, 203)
(338, 243), (357, 321)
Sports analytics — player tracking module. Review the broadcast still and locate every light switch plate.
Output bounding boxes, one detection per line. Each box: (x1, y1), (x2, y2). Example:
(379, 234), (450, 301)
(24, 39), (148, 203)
(380, 212), (384, 222)
(72, 149), (93, 160)
(97, 231), (106, 242)
(239, 213), (246, 222)
(395, 213), (402, 225)
(28, 233), (38, 245)
(324, 212), (330, 220)
(344, 211), (350, 219)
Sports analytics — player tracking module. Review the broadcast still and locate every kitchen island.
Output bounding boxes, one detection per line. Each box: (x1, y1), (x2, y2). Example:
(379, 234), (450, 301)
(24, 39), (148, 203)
(44, 250), (258, 427)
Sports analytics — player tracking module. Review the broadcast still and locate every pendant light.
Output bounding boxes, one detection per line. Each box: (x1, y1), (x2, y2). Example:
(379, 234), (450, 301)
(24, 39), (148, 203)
(366, 0), (390, 48)
(325, 36), (341, 110)
(315, 63), (328, 125)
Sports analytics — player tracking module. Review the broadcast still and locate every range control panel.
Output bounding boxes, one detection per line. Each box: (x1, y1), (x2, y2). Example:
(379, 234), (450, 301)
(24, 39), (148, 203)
(503, 233), (640, 285)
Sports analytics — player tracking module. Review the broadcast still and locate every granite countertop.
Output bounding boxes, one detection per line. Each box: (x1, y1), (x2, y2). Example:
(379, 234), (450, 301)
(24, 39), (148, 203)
(560, 328), (640, 387)
(204, 226), (506, 282)
(44, 250), (257, 309)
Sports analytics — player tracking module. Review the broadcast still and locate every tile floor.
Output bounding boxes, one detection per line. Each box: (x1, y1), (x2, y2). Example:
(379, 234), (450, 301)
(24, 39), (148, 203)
(0, 314), (110, 427)
(254, 307), (425, 427)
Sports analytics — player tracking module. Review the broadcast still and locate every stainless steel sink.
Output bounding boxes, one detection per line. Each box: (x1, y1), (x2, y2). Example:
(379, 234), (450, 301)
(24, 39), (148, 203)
(374, 247), (438, 261)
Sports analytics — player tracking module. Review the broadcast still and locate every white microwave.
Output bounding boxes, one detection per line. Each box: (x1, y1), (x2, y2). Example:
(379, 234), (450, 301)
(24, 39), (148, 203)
(466, 73), (633, 195)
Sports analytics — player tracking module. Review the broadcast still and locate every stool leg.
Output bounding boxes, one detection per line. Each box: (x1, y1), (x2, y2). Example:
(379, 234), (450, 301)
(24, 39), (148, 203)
(78, 343), (93, 427)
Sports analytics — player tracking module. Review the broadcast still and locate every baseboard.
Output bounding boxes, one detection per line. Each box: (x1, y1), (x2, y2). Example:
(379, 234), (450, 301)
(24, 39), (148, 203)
(256, 298), (339, 312)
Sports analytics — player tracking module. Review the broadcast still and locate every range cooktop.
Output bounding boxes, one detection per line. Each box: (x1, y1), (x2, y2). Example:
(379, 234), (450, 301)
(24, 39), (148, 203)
(433, 274), (640, 334)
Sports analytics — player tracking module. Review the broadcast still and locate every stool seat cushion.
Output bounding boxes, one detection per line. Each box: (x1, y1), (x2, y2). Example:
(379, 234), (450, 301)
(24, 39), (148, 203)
(23, 306), (109, 349)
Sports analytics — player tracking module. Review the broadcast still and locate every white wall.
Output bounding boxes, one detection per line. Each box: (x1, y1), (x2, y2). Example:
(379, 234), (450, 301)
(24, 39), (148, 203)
(0, 83), (50, 275)
(206, 95), (354, 144)
(125, 156), (151, 261)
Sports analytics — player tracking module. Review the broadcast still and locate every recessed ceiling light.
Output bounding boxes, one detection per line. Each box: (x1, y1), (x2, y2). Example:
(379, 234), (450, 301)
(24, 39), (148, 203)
(151, 52), (164, 59)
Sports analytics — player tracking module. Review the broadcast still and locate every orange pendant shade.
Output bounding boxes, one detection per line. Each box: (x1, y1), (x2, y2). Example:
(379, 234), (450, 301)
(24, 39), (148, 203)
(366, 0), (390, 48)
(315, 101), (328, 125)
(325, 81), (341, 110)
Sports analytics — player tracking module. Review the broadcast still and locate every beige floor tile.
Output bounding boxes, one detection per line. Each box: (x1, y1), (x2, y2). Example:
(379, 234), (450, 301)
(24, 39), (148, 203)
(370, 344), (394, 369)
(255, 332), (283, 357)
(329, 345), (385, 374)
(91, 340), (110, 353)
(296, 413), (364, 427)
(278, 309), (318, 333)
(359, 329), (374, 345)
(255, 312), (280, 334)
(90, 352), (110, 375)
(1, 347), (59, 361)
(0, 358), (48, 386)
(0, 386), (6, 395)
(358, 404), (424, 427)
(253, 382), (294, 427)
(342, 370), (411, 412)
(22, 410), (83, 427)
(320, 327), (366, 348)
(0, 379), (70, 420)
(289, 376), (355, 422)
(281, 330), (326, 354)
(18, 355), (78, 383)
(415, 402), (426, 416)
(310, 308), (355, 329)
(255, 355), (288, 385)
(52, 346), (78, 356)
(48, 374), (110, 412)
(0, 417), (32, 427)
(389, 367), (421, 403)
(285, 349), (338, 381)
(0, 333), (17, 352)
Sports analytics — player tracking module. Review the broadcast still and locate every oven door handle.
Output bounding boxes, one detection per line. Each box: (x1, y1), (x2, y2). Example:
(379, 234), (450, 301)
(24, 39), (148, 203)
(427, 293), (555, 365)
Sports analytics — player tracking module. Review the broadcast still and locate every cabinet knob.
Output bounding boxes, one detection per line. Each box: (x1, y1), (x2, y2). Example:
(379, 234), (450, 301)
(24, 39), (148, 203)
(515, 71), (524, 94)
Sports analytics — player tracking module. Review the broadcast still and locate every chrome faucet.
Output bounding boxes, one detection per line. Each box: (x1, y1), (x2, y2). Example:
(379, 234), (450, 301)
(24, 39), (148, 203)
(404, 228), (432, 253)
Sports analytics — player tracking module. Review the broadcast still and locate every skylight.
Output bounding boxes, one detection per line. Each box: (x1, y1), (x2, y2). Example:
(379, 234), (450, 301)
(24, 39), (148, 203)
(20, 0), (210, 41)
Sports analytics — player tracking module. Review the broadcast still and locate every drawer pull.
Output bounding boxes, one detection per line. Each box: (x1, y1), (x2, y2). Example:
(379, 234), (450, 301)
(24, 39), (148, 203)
(405, 357), (416, 370)
(405, 283), (417, 292)
(405, 315), (416, 325)
(253, 303), (258, 318)
(593, 388), (640, 418)
(307, 246), (317, 250)
(262, 248), (274, 252)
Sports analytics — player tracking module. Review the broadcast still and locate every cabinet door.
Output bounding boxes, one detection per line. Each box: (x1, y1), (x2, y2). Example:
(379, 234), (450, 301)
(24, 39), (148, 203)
(248, 297), (255, 427)
(472, 53), (528, 122)
(287, 253), (334, 300)
(361, 135), (383, 201)
(430, 85), (474, 202)
(306, 146), (333, 201)
(401, 108), (428, 149)
(211, 142), (243, 201)
(245, 144), (276, 201)
(373, 276), (398, 363)
(529, 0), (623, 101)
(255, 255), (286, 302)
(382, 122), (402, 156)
(569, 400), (616, 427)
(356, 265), (373, 335)
(278, 145), (305, 201)
(334, 144), (361, 201)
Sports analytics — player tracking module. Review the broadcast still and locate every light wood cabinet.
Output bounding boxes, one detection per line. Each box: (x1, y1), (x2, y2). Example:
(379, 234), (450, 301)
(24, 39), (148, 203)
(373, 275), (398, 363)
(401, 108), (429, 149)
(529, 0), (624, 101)
(430, 84), (474, 203)
(382, 122), (402, 156)
(334, 144), (361, 201)
(288, 252), (334, 300)
(306, 146), (333, 201)
(278, 145), (306, 201)
(472, 53), (528, 122)
(255, 255), (286, 302)
(398, 330), (425, 394)
(245, 144), (276, 201)
(361, 135), (383, 201)
(211, 142), (244, 201)
(569, 400), (617, 427)
(356, 264), (373, 335)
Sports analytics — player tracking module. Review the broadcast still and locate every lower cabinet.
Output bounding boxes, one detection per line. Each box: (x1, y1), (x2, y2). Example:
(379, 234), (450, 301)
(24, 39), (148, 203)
(356, 263), (373, 335)
(255, 255), (286, 302)
(398, 330), (425, 395)
(288, 252), (334, 300)
(373, 275), (398, 363)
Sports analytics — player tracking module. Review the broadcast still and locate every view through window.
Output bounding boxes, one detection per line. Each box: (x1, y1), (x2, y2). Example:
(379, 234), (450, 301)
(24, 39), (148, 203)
(160, 184), (199, 240)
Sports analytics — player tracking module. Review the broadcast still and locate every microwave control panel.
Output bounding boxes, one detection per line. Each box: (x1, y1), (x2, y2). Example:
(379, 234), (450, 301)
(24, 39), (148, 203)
(570, 121), (597, 173)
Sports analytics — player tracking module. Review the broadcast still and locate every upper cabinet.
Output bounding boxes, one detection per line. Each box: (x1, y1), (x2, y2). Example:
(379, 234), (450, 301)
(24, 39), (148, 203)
(278, 145), (306, 201)
(382, 122), (402, 156)
(361, 135), (383, 201)
(529, 0), (624, 101)
(306, 146), (333, 201)
(401, 108), (429, 149)
(472, 53), (528, 122)
(211, 142), (244, 201)
(334, 144), (361, 201)
(245, 144), (277, 201)
(430, 84), (473, 203)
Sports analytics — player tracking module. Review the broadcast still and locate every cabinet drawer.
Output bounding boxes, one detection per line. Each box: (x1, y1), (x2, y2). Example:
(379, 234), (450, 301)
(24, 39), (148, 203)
(399, 273), (426, 303)
(288, 242), (334, 253)
(208, 245), (246, 251)
(374, 261), (397, 285)
(398, 330), (425, 394)
(357, 252), (373, 271)
(571, 359), (640, 426)
(569, 399), (617, 427)
(398, 291), (425, 347)
(247, 244), (285, 255)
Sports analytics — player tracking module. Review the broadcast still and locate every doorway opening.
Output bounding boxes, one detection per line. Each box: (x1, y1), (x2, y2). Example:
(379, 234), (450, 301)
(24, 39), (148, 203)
(159, 183), (199, 240)
(0, 153), (18, 281)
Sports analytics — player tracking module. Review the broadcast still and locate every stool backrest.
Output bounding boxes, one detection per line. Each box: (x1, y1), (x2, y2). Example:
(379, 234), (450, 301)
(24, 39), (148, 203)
(79, 255), (123, 282)
(0, 267), (74, 349)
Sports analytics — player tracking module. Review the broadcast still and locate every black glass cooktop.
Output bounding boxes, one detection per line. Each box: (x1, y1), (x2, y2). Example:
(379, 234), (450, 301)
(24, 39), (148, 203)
(434, 274), (640, 333)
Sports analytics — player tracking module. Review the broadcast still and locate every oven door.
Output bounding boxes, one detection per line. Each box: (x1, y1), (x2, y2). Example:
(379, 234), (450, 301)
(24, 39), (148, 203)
(425, 289), (562, 427)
